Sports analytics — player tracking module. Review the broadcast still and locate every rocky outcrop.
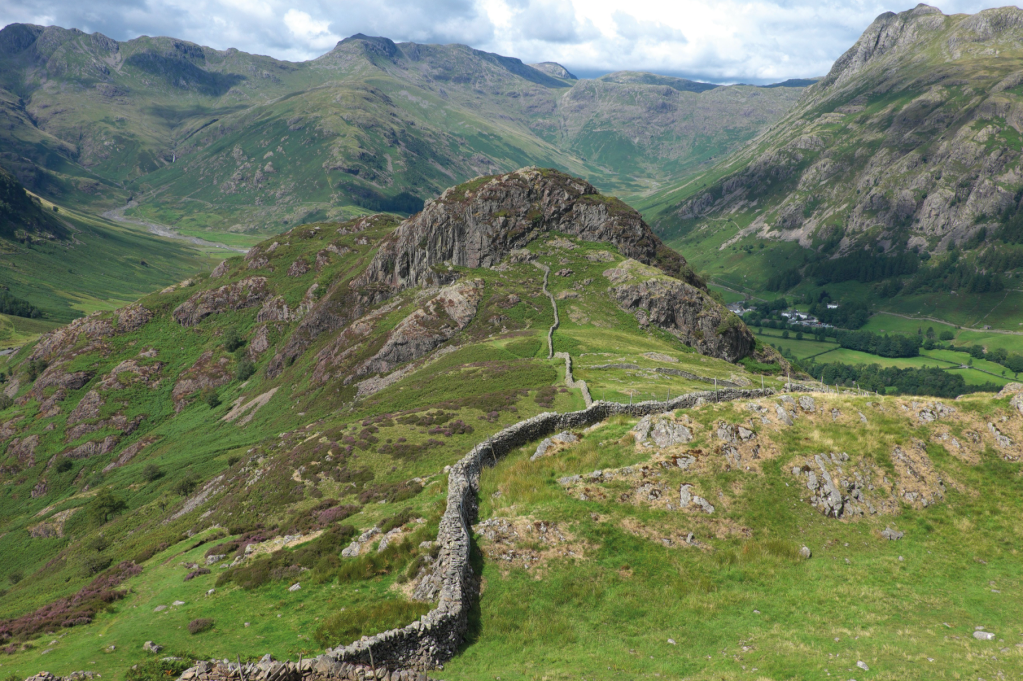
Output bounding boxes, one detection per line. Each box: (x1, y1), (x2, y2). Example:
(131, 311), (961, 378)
(633, 413), (693, 447)
(59, 435), (119, 460)
(354, 280), (484, 378)
(172, 351), (233, 409)
(6, 434), (39, 467)
(604, 260), (754, 362)
(67, 390), (103, 426)
(28, 305), (152, 363)
(356, 168), (696, 292)
(173, 277), (269, 327)
(792, 441), (950, 518)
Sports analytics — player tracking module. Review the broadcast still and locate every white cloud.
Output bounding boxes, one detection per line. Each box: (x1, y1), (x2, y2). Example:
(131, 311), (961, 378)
(0, 0), (1018, 81)
(284, 9), (338, 51)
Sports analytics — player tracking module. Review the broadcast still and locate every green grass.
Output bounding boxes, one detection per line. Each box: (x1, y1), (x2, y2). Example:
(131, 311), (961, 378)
(0, 198), (211, 324)
(438, 392), (1023, 680)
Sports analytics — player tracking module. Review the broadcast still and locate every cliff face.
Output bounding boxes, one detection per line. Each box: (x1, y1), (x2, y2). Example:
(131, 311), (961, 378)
(357, 168), (697, 291)
(604, 260), (755, 363)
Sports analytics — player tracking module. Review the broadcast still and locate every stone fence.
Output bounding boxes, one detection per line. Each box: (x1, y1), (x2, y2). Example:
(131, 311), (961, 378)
(322, 387), (775, 671)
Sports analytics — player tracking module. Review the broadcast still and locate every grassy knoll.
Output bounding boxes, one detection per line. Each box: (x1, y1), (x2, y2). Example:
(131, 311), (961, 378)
(440, 391), (1023, 680)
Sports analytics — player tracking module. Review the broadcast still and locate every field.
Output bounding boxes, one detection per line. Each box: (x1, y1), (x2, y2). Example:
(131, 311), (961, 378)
(754, 330), (1014, 388)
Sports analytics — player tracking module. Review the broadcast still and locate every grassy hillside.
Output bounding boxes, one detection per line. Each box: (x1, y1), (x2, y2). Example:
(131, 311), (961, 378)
(0, 171), (792, 679)
(0, 168), (210, 334)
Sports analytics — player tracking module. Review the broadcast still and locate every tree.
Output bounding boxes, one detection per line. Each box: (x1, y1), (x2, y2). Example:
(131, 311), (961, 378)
(142, 464), (163, 482)
(939, 330), (955, 341)
(202, 388), (221, 409)
(88, 490), (127, 526)
(235, 359), (256, 381)
(926, 326), (935, 339)
(796, 331), (804, 340)
(222, 327), (245, 353)
(782, 330), (790, 339)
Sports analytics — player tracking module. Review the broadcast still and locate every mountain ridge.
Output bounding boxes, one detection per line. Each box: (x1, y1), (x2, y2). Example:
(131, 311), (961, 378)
(0, 22), (804, 244)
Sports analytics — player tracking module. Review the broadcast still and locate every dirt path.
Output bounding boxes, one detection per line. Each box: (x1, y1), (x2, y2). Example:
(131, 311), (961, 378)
(102, 205), (246, 253)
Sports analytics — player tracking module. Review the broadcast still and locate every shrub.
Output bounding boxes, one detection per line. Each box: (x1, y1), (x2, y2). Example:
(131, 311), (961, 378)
(7, 571), (23, 585)
(202, 388), (221, 409)
(184, 568), (210, 582)
(133, 542), (169, 564)
(82, 555), (113, 576)
(939, 330), (955, 341)
(0, 395), (12, 411)
(173, 473), (200, 497)
(142, 464), (163, 482)
(26, 359), (47, 381)
(380, 509), (416, 534)
(227, 455), (241, 467)
(223, 328), (245, 352)
(235, 359), (256, 381)
(0, 561), (140, 643)
(88, 537), (110, 552)
(533, 386), (556, 408)
(87, 490), (127, 526)
(316, 505), (359, 527)
(55, 458), (74, 473)
(188, 618), (215, 635)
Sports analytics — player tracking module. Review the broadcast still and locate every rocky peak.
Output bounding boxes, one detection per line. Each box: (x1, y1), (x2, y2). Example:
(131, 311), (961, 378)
(821, 4), (946, 88)
(356, 167), (696, 291)
(530, 62), (577, 80)
(335, 34), (399, 60)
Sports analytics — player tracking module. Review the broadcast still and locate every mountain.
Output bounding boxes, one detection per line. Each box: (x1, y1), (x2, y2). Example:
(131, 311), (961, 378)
(642, 4), (1023, 324)
(597, 71), (719, 93)
(0, 25), (804, 247)
(0, 169), (1020, 681)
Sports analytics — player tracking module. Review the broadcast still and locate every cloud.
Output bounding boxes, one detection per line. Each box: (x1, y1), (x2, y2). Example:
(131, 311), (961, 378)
(612, 11), (686, 44)
(284, 9), (338, 51)
(0, 0), (1017, 81)
(508, 0), (598, 44)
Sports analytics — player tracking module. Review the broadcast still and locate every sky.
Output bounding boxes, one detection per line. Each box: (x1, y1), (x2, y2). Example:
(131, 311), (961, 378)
(0, 0), (1015, 83)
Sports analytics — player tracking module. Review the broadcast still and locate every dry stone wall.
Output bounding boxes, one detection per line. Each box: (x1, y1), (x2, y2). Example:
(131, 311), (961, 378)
(322, 387), (774, 671)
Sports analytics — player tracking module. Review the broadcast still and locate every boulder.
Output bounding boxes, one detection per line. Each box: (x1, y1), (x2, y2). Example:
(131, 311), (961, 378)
(881, 526), (904, 541)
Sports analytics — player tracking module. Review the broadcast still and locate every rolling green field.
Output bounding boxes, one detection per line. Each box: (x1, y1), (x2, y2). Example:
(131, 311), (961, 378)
(755, 330), (1014, 388)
